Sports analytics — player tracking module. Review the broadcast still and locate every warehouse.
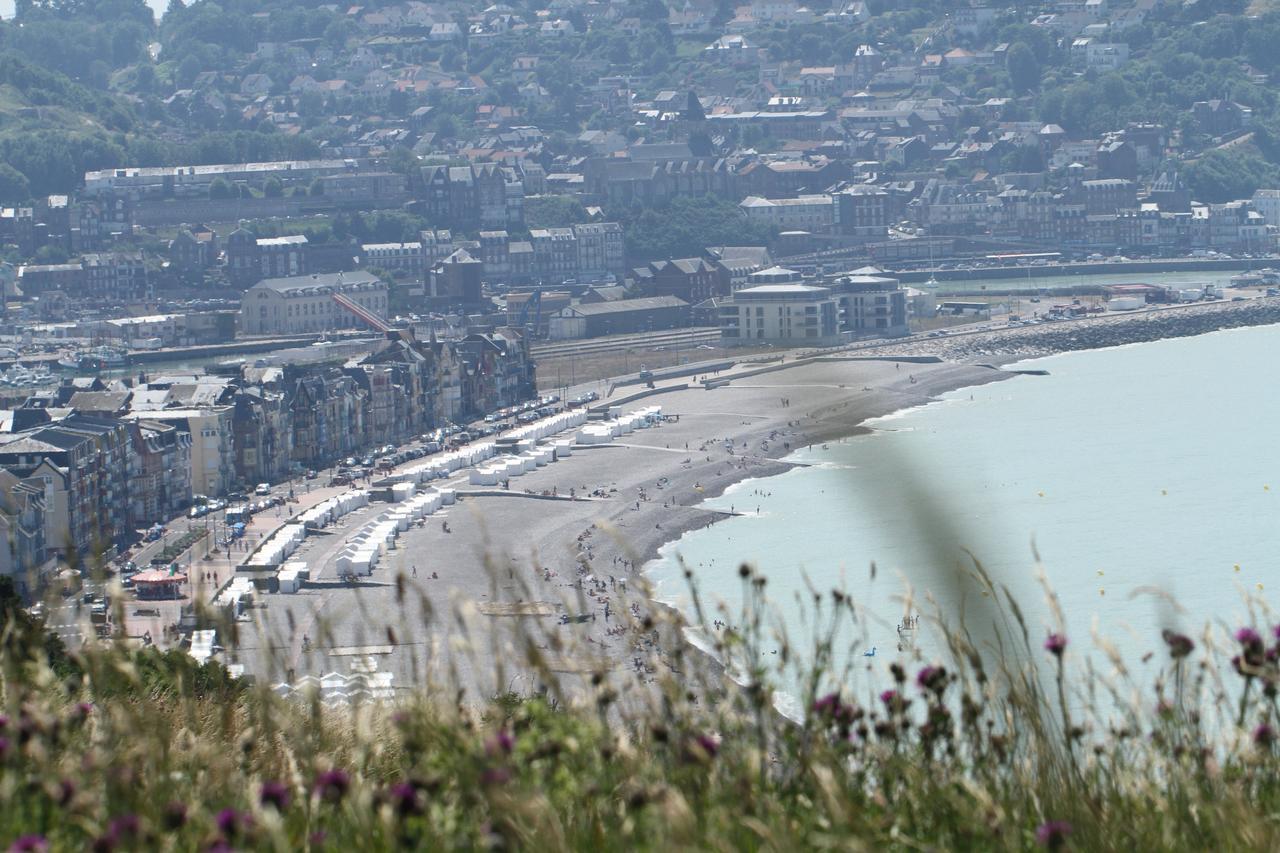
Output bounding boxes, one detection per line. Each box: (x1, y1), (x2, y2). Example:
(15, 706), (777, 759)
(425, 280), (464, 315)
(547, 296), (690, 340)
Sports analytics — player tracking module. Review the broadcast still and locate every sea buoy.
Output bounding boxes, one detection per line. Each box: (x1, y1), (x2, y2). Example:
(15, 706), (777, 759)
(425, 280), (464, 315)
(1235, 564), (1242, 572)
(1037, 491), (1045, 498)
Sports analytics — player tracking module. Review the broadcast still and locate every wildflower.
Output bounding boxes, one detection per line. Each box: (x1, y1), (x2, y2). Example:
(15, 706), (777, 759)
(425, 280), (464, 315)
(694, 733), (719, 758)
(313, 769), (350, 803)
(1236, 627), (1263, 648)
(161, 801), (187, 831)
(1035, 819), (1073, 849)
(107, 815), (140, 839)
(812, 692), (841, 717)
(1254, 723), (1276, 747)
(1162, 630), (1194, 659)
(7, 835), (47, 852)
(68, 702), (93, 726)
(259, 781), (291, 811)
(388, 781), (425, 817)
(879, 689), (908, 715)
(1044, 633), (1067, 657)
(917, 665), (948, 694)
(216, 808), (250, 839)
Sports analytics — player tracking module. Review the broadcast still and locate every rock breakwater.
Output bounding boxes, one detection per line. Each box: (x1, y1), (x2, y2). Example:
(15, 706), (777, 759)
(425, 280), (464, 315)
(880, 297), (1280, 362)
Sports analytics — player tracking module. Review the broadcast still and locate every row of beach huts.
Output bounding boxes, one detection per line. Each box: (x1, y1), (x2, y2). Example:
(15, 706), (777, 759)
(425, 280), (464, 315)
(217, 405), (665, 617)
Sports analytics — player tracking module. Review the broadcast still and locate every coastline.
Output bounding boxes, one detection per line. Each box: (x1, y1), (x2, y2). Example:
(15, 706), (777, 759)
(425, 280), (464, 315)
(245, 304), (1280, 706)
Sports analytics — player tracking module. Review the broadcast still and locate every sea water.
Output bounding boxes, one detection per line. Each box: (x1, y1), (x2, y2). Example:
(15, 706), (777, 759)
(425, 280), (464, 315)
(646, 323), (1280, 711)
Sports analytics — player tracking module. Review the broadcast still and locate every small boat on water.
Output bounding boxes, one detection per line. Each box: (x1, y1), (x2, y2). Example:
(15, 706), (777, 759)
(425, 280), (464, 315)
(56, 346), (130, 372)
(0, 363), (55, 388)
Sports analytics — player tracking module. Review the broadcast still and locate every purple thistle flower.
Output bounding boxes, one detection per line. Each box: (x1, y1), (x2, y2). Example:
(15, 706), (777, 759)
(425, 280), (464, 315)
(917, 665), (948, 694)
(1035, 819), (1073, 849)
(1044, 633), (1067, 657)
(313, 769), (350, 803)
(259, 780), (291, 811)
(1237, 627), (1263, 647)
(880, 689), (898, 706)
(695, 733), (719, 758)
(215, 808), (249, 839)
(812, 692), (840, 716)
(388, 781), (425, 817)
(1254, 723), (1275, 747)
(7, 836), (47, 853)
(108, 815), (140, 839)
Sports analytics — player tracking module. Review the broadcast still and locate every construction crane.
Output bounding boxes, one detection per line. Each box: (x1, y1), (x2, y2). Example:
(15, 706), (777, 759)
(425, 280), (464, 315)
(515, 287), (543, 337)
(331, 291), (393, 334)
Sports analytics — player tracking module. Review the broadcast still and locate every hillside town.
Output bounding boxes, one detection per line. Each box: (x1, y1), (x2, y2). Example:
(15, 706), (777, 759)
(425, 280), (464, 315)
(2, 0), (1280, 593)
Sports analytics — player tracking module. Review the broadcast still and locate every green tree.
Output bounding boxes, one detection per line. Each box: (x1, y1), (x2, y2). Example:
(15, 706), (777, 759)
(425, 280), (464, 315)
(208, 177), (233, 199)
(0, 163), (31, 204)
(263, 176), (283, 198)
(1007, 42), (1040, 94)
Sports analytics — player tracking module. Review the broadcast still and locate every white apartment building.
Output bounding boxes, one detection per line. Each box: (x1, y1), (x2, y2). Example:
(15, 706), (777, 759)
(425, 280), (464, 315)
(719, 283), (841, 346)
(740, 194), (837, 233)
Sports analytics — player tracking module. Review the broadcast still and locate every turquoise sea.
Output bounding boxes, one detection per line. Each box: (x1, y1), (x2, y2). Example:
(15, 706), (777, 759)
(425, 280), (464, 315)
(646, 323), (1280, 713)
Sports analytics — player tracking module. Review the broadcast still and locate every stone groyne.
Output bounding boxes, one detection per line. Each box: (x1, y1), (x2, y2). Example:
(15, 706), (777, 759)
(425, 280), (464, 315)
(882, 297), (1280, 362)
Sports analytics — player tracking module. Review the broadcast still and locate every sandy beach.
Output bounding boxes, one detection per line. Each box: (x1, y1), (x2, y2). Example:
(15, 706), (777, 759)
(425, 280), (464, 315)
(231, 355), (1012, 707)
(223, 298), (1280, 709)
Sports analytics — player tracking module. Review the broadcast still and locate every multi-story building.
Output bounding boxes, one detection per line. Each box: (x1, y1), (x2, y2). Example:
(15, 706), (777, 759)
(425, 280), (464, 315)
(0, 414), (132, 558)
(826, 273), (909, 337)
(834, 185), (890, 240)
(127, 420), (192, 525)
(361, 242), (425, 276)
(719, 283), (841, 346)
(571, 222), (626, 279)
(0, 470), (47, 588)
(124, 407), (235, 499)
(418, 164), (525, 229)
(740, 195), (836, 232)
(258, 235), (309, 279)
(230, 388), (293, 487)
(225, 230), (310, 287)
(239, 271), (389, 336)
(530, 228), (578, 282)
(83, 159), (364, 200)
(632, 257), (729, 304)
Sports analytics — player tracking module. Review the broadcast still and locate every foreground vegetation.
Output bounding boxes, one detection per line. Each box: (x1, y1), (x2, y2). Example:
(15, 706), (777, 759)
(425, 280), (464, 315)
(3, 558), (1280, 851)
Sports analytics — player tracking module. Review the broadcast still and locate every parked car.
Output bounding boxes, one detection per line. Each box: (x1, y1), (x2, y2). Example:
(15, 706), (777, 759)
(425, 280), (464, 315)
(330, 474), (352, 487)
(255, 483), (271, 496)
